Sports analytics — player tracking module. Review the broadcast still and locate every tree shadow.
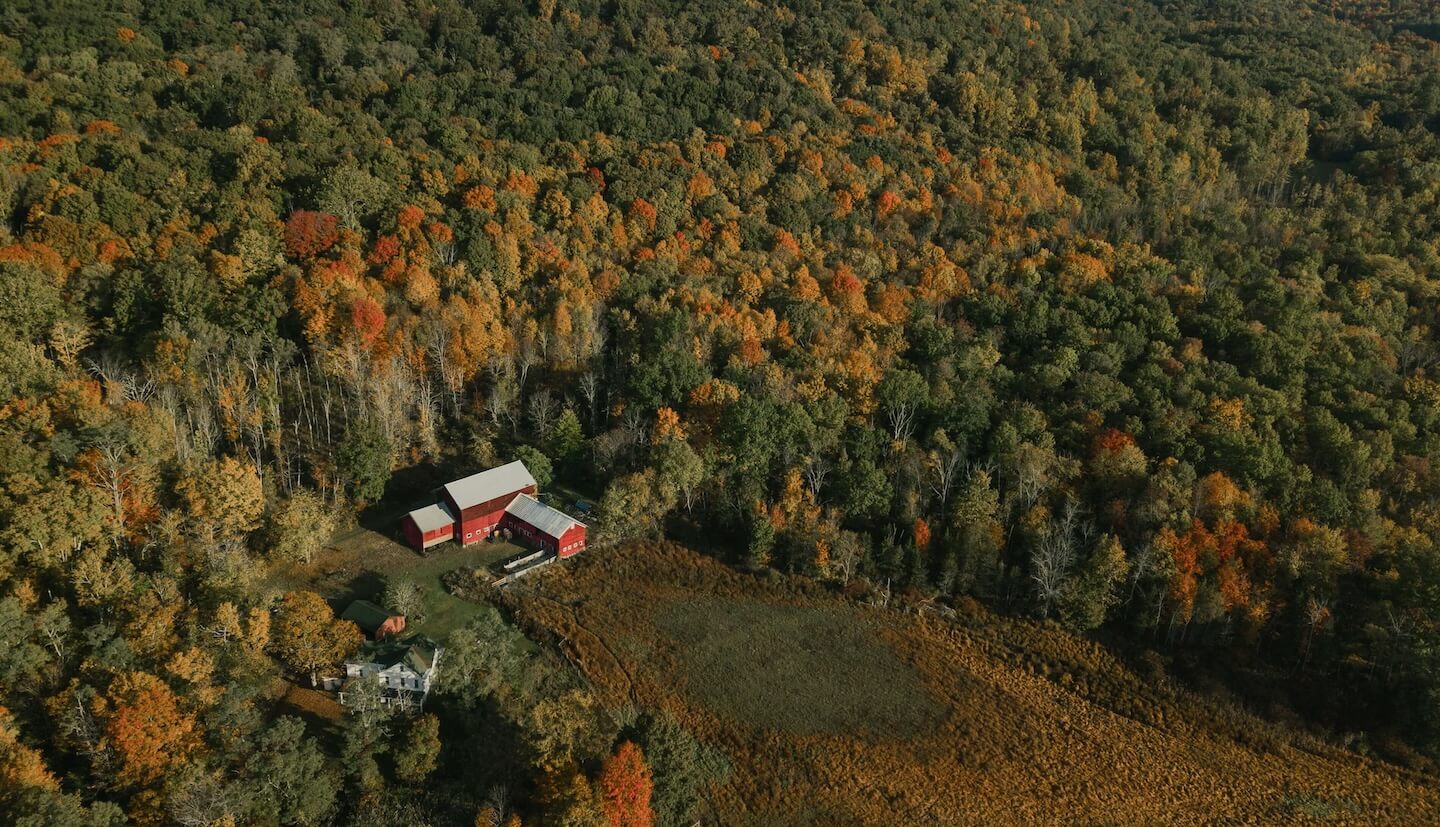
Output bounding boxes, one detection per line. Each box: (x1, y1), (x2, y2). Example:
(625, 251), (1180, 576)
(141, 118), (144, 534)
(1397, 22), (1440, 42)
(665, 512), (742, 563)
(356, 461), (452, 532)
(326, 570), (388, 613)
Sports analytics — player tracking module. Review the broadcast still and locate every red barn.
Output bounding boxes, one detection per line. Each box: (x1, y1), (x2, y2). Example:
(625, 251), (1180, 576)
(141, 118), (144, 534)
(401, 502), (455, 551)
(399, 459), (587, 557)
(501, 493), (587, 557)
(441, 460), (539, 545)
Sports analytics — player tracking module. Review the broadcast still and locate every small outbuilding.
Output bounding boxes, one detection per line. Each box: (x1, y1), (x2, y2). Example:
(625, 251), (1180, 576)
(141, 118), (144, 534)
(340, 599), (406, 641)
(402, 502), (455, 551)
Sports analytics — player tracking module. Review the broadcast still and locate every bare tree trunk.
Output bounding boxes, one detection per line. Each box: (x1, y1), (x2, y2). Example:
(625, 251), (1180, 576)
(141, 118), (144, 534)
(579, 371), (601, 429)
(92, 443), (130, 539)
(887, 403), (915, 444)
(1030, 499), (1085, 618)
(528, 388), (557, 441)
(928, 449), (963, 522)
(804, 455), (830, 499)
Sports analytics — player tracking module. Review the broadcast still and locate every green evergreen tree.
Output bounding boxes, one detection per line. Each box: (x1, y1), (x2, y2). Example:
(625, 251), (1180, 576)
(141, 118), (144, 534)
(337, 418), (392, 503)
(513, 444), (553, 490)
(547, 408), (585, 465)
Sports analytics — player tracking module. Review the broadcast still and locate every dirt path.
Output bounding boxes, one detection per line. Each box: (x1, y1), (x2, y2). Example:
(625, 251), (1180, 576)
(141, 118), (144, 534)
(528, 590), (640, 707)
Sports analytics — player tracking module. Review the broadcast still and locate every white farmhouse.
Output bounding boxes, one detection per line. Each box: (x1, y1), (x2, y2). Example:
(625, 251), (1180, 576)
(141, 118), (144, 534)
(339, 634), (442, 712)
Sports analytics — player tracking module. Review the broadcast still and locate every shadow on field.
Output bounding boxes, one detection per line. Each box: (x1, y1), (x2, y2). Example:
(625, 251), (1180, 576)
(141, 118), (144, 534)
(331, 570), (387, 610)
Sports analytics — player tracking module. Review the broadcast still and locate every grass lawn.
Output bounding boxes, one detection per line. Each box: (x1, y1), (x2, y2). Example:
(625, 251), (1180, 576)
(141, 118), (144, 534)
(388, 540), (523, 639)
(269, 523), (528, 642)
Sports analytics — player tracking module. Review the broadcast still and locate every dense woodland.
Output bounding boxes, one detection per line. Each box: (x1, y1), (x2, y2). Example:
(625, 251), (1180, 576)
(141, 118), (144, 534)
(2, 0), (1440, 823)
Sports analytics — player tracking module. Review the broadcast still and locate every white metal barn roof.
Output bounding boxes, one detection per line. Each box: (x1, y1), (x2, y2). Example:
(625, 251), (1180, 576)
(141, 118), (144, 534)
(505, 493), (584, 540)
(443, 460), (538, 511)
(406, 502), (454, 533)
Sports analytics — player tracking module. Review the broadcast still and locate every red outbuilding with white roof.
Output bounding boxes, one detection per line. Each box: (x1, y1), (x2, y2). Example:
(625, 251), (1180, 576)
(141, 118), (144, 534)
(502, 492), (587, 557)
(401, 502), (455, 550)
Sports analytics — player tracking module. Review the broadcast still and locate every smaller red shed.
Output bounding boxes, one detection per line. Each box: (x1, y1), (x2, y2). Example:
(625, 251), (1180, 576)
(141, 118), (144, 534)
(341, 599), (407, 640)
(402, 502), (455, 552)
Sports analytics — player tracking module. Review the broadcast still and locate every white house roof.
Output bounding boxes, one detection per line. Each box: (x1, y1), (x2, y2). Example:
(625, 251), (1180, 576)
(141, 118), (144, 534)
(505, 493), (583, 540)
(406, 502), (454, 533)
(443, 460), (537, 511)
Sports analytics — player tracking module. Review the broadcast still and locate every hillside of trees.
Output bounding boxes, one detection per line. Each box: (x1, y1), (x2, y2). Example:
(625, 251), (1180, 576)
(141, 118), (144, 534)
(2, 0), (1440, 823)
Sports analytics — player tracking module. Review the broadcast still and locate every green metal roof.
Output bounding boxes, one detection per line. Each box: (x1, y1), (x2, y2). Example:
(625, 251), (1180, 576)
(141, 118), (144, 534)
(357, 634), (439, 674)
(340, 599), (394, 634)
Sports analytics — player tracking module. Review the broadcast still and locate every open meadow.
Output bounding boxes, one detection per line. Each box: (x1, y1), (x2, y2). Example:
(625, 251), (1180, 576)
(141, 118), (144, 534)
(508, 542), (1440, 825)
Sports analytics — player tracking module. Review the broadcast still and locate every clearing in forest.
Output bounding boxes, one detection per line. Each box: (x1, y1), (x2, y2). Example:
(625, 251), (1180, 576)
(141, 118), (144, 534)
(268, 522), (522, 640)
(509, 541), (1440, 826)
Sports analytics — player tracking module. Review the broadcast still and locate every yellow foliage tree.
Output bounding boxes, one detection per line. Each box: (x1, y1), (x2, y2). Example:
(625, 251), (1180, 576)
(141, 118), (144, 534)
(0, 706), (59, 804)
(272, 591), (361, 686)
(178, 456), (264, 540)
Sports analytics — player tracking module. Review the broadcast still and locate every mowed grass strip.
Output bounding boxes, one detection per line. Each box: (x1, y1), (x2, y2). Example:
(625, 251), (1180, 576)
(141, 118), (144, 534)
(652, 599), (947, 737)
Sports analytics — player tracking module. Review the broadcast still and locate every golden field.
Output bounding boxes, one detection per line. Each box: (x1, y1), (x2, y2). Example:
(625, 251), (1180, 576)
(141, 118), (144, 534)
(508, 541), (1440, 825)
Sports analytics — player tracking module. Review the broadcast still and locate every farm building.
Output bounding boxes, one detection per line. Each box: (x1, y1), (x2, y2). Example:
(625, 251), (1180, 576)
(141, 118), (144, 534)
(340, 599), (406, 640)
(400, 459), (587, 556)
(442, 460), (539, 544)
(503, 492), (587, 557)
(339, 634), (441, 712)
(401, 502), (455, 551)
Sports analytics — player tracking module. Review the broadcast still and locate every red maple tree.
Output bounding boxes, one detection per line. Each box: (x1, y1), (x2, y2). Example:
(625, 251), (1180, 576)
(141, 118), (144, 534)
(284, 210), (340, 259)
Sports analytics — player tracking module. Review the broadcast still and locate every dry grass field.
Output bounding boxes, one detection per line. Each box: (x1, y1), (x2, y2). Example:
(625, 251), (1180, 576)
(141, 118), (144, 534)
(508, 541), (1440, 826)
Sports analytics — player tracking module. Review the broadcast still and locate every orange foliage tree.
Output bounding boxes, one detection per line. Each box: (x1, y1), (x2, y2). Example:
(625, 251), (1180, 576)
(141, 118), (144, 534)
(598, 741), (653, 827)
(0, 706), (59, 802)
(913, 516), (932, 550)
(1158, 519), (1271, 625)
(350, 296), (387, 347)
(97, 672), (202, 788)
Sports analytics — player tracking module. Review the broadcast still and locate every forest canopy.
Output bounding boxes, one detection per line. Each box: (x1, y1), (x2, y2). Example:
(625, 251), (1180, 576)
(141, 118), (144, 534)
(2, 0), (1440, 822)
